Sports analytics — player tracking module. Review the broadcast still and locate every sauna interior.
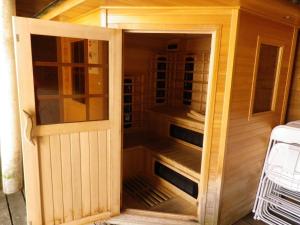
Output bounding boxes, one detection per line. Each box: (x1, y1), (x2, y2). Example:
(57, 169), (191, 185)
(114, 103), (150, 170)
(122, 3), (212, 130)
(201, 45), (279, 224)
(122, 32), (211, 216)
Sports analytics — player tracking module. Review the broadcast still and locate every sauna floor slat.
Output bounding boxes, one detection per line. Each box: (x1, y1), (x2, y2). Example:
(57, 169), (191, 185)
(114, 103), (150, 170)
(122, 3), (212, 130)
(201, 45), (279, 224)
(123, 176), (197, 216)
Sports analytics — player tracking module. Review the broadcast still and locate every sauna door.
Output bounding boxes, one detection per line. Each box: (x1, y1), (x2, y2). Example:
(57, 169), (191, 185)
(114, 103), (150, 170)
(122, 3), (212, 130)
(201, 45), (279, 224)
(13, 17), (122, 225)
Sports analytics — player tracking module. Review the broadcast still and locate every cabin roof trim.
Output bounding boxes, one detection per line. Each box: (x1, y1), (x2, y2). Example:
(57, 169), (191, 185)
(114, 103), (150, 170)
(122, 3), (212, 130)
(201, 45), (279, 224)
(37, 0), (300, 27)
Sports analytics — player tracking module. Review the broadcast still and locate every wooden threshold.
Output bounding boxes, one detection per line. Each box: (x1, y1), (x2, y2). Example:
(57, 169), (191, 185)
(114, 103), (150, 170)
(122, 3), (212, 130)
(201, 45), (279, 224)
(0, 190), (267, 225)
(105, 211), (199, 225)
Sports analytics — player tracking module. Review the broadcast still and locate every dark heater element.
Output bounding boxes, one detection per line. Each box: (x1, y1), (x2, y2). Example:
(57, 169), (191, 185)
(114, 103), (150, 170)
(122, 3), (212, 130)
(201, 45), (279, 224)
(170, 124), (203, 147)
(154, 161), (198, 198)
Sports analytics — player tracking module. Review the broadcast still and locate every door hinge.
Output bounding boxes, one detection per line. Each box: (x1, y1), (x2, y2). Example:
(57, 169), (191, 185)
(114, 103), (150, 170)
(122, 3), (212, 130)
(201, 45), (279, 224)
(16, 34), (20, 42)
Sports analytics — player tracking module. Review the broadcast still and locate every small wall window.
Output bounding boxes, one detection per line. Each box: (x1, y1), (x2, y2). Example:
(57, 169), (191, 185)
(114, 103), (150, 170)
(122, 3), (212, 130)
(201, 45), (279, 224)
(250, 37), (283, 115)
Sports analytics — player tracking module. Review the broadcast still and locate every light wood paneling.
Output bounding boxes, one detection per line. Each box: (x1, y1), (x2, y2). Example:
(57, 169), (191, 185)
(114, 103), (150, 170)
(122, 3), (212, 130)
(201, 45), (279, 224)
(39, 136), (54, 225)
(38, 131), (110, 224)
(50, 135), (64, 225)
(14, 17), (122, 225)
(220, 11), (296, 225)
(80, 132), (91, 217)
(287, 34), (300, 122)
(89, 131), (99, 215)
(70, 133), (82, 220)
(60, 134), (73, 223)
(98, 130), (108, 212)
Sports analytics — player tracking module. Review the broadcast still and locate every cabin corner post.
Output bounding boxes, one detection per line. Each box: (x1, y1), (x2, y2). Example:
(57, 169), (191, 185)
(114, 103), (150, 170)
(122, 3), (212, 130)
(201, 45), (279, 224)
(109, 28), (123, 216)
(0, 0), (23, 194)
(215, 9), (240, 225)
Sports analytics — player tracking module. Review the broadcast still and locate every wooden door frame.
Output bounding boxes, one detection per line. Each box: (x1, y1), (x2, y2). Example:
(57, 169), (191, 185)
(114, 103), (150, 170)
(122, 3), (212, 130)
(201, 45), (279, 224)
(121, 26), (222, 223)
(13, 16), (122, 224)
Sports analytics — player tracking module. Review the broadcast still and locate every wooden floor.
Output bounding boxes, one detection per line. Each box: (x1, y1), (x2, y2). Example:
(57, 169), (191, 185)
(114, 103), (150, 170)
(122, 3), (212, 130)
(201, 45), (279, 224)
(233, 214), (267, 225)
(0, 190), (26, 225)
(0, 190), (265, 225)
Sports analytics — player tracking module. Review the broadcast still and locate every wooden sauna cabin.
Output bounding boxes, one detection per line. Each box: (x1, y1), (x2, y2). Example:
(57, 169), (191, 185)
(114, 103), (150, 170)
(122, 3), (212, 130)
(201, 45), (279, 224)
(11, 1), (300, 225)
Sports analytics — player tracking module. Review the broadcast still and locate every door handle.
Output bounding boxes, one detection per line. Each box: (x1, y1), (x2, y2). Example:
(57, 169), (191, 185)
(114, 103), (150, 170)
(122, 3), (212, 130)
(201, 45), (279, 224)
(23, 110), (35, 146)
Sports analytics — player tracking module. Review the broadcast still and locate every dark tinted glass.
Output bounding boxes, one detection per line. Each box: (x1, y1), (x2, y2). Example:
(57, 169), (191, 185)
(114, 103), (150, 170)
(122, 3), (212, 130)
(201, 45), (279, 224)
(31, 35), (57, 62)
(33, 66), (59, 95)
(253, 44), (280, 113)
(71, 41), (85, 63)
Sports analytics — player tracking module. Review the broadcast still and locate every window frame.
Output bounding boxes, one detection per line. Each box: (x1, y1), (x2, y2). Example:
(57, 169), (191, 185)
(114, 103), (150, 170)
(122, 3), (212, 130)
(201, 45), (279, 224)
(31, 35), (109, 125)
(248, 36), (284, 119)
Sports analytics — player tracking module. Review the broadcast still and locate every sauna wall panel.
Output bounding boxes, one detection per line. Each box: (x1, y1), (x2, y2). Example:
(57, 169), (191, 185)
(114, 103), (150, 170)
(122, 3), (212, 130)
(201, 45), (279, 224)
(123, 35), (166, 130)
(123, 147), (146, 180)
(168, 37), (211, 112)
(220, 11), (295, 225)
(38, 130), (110, 225)
(287, 35), (300, 122)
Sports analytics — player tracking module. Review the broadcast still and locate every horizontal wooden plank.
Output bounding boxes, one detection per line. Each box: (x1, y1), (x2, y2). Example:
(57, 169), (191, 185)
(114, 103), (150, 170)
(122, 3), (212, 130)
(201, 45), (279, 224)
(34, 120), (111, 136)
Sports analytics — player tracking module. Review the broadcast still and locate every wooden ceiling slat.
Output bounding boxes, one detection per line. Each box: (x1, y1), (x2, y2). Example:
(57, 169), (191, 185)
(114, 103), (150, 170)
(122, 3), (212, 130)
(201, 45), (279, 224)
(16, 0), (55, 17)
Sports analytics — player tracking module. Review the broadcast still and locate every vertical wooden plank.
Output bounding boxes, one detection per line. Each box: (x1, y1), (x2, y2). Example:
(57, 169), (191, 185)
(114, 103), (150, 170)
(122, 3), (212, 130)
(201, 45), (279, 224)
(98, 130), (108, 212)
(7, 192), (27, 225)
(89, 131), (99, 215)
(60, 134), (73, 222)
(0, 191), (12, 225)
(80, 132), (91, 217)
(50, 135), (64, 225)
(109, 28), (122, 216)
(39, 136), (54, 225)
(70, 133), (82, 220)
(14, 16), (43, 225)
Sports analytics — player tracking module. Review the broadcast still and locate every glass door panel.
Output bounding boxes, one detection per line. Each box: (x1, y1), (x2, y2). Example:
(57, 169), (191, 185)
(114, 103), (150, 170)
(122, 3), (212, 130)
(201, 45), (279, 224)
(31, 34), (109, 124)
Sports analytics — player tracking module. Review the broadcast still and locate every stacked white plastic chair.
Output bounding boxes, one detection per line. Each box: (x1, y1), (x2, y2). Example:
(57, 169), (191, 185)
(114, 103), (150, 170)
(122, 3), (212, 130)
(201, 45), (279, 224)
(253, 121), (300, 225)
